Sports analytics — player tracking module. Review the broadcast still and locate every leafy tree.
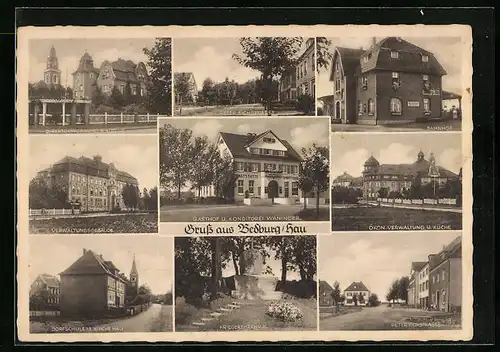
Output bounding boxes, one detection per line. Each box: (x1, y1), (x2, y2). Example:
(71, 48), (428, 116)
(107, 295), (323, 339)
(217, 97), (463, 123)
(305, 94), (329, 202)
(190, 138), (218, 197)
(377, 187), (389, 199)
(200, 77), (216, 105)
(290, 236), (316, 281)
(398, 276), (410, 304)
(124, 82), (133, 105)
(122, 184), (140, 210)
(331, 281), (342, 312)
(298, 177), (314, 210)
(267, 236), (296, 283)
(212, 154), (238, 200)
(300, 144), (330, 219)
(296, 94), (315, 115)
(368, 293), (380, 307)
(163, 291), (173, 305)
(386, 278), (400, 303)
(159, 124), (195, 200)
(91, 85), (105, 111)
(148, 187), (158, 211)
(142, 187), (151, 210)
(29, 176), (69, 209)
(174, 73), (192, 115)
(358, 292), (365, 305)
(233, 37), (303, 115)
(316, 37), (333, 73)
(109, 86), (125, 109)
(143, 38), (172, 114)
(352, 293), (358, 306)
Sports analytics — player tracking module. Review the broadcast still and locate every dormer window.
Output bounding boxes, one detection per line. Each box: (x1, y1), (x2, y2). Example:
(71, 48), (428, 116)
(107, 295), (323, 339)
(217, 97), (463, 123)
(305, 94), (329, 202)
(250, 147), (260, 154)
(263, 137), (276, 143)
(390, 51), (399, 59)
(422, 54), (429, 62)
(363, 55), (369, 63)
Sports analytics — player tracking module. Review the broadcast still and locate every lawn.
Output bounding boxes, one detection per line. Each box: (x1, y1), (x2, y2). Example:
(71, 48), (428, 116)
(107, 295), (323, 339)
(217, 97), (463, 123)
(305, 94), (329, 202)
(29, 213), (158, 234)
(332, 205), (462, 231)
(296, 207), (330, 221)
(319, 305), (363, 319)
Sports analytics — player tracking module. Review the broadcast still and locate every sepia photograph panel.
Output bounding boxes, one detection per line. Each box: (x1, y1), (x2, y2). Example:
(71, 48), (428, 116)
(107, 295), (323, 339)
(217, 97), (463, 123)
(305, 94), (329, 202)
(28, 37), (172, 134)
(28, 235), (173, 334)
(175, 235), (317, 332)
(318, 232), (462, 331)
(173, 37), (315, 116)
(29, 135), (158, 234)
(317, 36), (463, 132)
(159, 117), (330, 229)
(331, 133), (462, 231)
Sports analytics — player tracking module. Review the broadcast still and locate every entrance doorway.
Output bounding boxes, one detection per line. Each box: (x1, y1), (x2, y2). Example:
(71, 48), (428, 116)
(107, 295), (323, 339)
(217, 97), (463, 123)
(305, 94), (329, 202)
(267, 180), (279, 199)
(335, 101), (341, 121)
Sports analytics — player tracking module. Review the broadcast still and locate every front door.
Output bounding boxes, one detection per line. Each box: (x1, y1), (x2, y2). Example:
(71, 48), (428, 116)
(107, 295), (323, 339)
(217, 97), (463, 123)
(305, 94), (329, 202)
(116, 295), (120, 307)
(335, 101), (341, 121)
(435, 291), (440, 310)
(267, 180), (279, 199)
(284, 182), (289, 197)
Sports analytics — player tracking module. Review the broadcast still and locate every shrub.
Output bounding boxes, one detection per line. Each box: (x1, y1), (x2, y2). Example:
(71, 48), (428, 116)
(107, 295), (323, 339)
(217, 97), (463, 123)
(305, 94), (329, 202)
(175, 297), (199, 326)
(266, 301), (303, 322)
(296, 94), (314, 115)
(317, 107), (324, 116)
(331, 118), (342, 124)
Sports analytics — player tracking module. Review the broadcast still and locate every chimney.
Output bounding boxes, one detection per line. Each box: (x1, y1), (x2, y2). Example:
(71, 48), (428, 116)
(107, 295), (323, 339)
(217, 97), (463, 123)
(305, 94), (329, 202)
(372, 37), (377, 46)
(93, 155), (102, 164)
(82, 248), (87, 255)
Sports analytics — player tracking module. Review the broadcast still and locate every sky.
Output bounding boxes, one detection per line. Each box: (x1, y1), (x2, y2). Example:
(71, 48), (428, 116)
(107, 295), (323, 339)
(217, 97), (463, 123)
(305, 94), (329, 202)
(318, 232), (462, 301)
(317, 36), (463, 99)
(29, 235), (173, 295)
(173, 37), (310, 85)
(330, 133), (462, 181)
(29, 38), (158, 87)
(29, 135), (158, 190)
(160, 117), (329, 152)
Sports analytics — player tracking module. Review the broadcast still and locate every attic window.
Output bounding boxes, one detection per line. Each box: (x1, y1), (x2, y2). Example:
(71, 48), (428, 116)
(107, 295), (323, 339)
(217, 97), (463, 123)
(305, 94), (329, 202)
(363, 56), (369, 63)
(390, 51), (399, 59)
(423, 74), (429, 81)
(422, 55), (429, 62)
(263, 137), (276, 143)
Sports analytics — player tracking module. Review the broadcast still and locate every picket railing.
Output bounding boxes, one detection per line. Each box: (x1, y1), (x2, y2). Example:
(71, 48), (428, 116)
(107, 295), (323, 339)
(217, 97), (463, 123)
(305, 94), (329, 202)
(376, 198), (458, 206)
(29, 208), (80, 216)
(88, 113), (159, 125)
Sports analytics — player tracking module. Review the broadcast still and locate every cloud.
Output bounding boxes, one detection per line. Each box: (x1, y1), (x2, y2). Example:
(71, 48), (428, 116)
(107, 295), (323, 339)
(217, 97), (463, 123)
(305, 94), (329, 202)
(438, 148), (462, 174)
(175, 45), (260, 84)
(378, 143), (417, 165)
(236, 123), (253, 133)
(289, 122), (329, 150)
(331, 148), (370, 179)
(191, 120), (223, 140)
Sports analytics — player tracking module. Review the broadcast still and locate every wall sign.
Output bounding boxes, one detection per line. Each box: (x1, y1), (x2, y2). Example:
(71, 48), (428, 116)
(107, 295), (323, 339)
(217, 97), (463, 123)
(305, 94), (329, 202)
(407, 101), (420, 107)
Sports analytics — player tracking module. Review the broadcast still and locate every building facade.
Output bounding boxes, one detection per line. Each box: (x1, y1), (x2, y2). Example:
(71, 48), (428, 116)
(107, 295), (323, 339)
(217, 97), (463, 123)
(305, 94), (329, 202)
(296, 38), (316, 98)
(330, 37), (448, 125)
(417, 262), (430, 308)
(362, 150), (459, 200)
(200, 130), (303, 202)
(278, 68), (297, 102)
(174, 72), (198, 103)
(319, 280), (334, 307)
(36, 155), (138, 212)
(59, 248), (131, 318)
(30, 274), (60, 309)
(429, 237), (462, 312)
(72, 51), (149, 100)
(332, 172), (363, 189)
(408, 261), (427, 307)
(343, 281), (370, 306)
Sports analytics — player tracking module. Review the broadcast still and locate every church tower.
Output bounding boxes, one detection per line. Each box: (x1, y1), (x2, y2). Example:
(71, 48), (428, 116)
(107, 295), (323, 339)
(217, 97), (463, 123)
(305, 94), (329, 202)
(130, 254), (139, 290)
(44, 46), (61, 86)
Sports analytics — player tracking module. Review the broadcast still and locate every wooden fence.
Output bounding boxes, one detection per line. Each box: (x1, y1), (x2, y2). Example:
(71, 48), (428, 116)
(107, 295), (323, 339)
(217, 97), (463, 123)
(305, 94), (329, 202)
(377, 198), (458, 206)
(126, 302), (152, 316)
(29, 208), (81, 216)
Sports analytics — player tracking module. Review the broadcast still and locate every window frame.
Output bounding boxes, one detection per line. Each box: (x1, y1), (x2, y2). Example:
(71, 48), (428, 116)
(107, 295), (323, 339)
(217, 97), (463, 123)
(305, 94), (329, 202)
(390, 97), (403, 116)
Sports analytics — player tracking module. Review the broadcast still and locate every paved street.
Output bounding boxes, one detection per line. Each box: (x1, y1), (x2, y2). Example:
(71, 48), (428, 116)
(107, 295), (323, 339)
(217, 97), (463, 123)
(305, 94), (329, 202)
(160, 204), (329, 222)
(95, 304), (172, 332)
(320, 305), (461, 331)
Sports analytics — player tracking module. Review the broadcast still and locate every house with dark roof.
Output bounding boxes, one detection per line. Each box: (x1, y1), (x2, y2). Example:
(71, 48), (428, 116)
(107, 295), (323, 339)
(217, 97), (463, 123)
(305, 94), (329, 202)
(35, 154), (138, 212)
(362, 150), (460, 200)
(329, 37), (450, 125)
(59, 248), (133, 318)
(199, 130), (305, 202)
(30, 274), (60, 309)
(343, 281), (370, 306)
(73, 51), (149, 101)
(319, 280), (334, 307)
(332, 172), (363, 189)
(174, 72), (198, 103)
(408, 261), (428, 307)
(428, 236), (462, 312)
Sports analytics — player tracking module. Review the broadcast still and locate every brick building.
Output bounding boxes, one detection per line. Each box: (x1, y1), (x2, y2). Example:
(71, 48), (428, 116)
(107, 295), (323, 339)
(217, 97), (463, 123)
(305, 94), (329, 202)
(73, 51), (149, 100)
(429, 237), (462, 312)
(199, 130), (304, 202)
(361, 150), (459, 200)
(35, 155), (138, 212)
(330, 37), (448, 125)
(319, 280), (334, 307)
(30, 274), (60, 309)
(59, 248), (133, 318)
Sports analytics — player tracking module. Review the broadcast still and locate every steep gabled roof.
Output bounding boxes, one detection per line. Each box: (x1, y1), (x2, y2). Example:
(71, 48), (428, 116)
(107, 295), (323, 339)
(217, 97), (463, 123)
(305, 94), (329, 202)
(60, 249), (127, 282)
(377, 158), (458, 178)
(333, 172), (355, 183)
(344, 281), (370, 292)
(319, 280), (334, 293)
(411, 261), (428, 272)
(330, 47), (365, 80)
(219, 131), (303, 163)
(38, 273), (60, 287)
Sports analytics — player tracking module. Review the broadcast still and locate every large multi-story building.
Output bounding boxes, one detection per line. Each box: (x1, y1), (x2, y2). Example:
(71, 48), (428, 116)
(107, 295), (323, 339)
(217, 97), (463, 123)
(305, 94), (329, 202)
(72, 51), (149, 100)
(30, 273), (60, 309)
(59, 248), (134, 318)
(200, 130), (303, 202)
(330, 37), (448, 124)
(408, 261), (427, 307)
(361, 150), (459, 200)
(35, 155), (138, 212)
(429, 236), (462, 312)
(417, 262), (430, 308)
(278, 67), (297, 102)
(343, 281), (370, 306)
(332, 172), (363, 189)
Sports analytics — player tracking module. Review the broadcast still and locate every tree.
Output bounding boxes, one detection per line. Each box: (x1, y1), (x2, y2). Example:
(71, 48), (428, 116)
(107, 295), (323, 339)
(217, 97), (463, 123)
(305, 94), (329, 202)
(398, 276), (410, 305)
(91, 85), (105, 110)
(174, 73), (192, 115)
(331, 281), (342, 313)
(200, 78), (216, 105)
(148, 187), (158, 211)
(386, 278), (400, 304)
(268, 236), (295, 284)
(298, 176), (314, 210)
(233, 37), (303, 115)
(368, 293), (380, 307)
(212, 154), (238, 200)
(122, 184), (140, 210)
(358, 292), (366, 305)
(190, 138), (217, 197)
(142, 187), (151, 211)
(124, 82), (133, 105)
(290, 236), (316, 281)
(316, 37), (333, 73)
(143, 38), (172, 114)
(352, 293), (358, 306)
(159, 124), (196, 200)
(29, 176), (69, 209)
(300, 144), (330, 219)
(377, 187), (389, 199)
(109, 86), (125, 109)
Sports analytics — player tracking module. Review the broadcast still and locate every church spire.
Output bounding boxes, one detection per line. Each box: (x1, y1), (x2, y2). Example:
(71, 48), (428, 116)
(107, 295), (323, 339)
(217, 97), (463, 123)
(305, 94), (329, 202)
(130, 254), (138, 277)
(417, 150), (425, 162)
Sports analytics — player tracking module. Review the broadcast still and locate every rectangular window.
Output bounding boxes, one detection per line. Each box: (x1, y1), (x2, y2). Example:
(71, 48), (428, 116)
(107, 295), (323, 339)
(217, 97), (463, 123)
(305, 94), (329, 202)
(237, 180), (244, 194)
(248, 180), (254, 194)
(361, 76), (368, 88)
(423, 98), (431, 113)
(422, 74), (429, 81)
(422, 55), (429, 62)
(390, 51), (399, 59)
(358, 100), (363, 115)
(237, 162), (244, 171)
(292, 182), (299, 196)
(251, 163), (259, 172)
(257, 187), (261, 196)
(442, 271), (446, 280)
(392, 72), (399, 79)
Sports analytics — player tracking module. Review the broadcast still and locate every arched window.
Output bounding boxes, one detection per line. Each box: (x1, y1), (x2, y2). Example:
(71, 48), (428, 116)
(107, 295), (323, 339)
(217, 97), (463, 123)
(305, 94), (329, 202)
(368, 98), (375, 115)
(390, 98), (402, 115)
